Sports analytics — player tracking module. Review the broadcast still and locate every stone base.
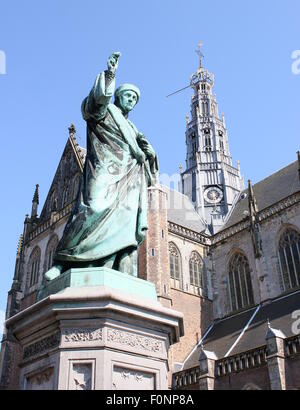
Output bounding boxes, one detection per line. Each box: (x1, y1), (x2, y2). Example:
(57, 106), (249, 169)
(6, 270), (184, 390)
(37, 267), (158, 302)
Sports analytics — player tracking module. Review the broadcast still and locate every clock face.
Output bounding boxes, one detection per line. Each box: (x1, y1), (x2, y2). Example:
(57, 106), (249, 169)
(204, 187), (223, 204)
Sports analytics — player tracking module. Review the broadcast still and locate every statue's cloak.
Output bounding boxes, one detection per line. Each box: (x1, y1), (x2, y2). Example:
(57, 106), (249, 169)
(55, 72), (157, 263)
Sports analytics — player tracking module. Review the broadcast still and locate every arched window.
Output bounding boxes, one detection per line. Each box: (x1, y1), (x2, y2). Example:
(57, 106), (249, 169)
(189, 251), (204, 288)
(205, 135), (212, 148)
(169, 242), (181, 281)
(62, 180), (70, 207)
(277, 228), (300, 291)
(228, 253), (254, 312)
(28, 246), (41, 288)
(44, 235), (58, 273)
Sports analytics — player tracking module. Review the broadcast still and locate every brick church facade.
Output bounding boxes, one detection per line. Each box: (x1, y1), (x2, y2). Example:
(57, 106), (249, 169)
(1, 50), (300, 390)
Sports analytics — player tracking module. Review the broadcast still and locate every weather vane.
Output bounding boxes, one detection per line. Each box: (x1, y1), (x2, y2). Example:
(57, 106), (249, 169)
(196, 41), (204, 68)
(166, 41), (205, 98)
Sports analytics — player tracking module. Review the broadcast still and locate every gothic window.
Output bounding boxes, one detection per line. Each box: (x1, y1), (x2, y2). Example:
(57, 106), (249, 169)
(228, 253), (254, 312)
(189, 252), (204, 288)
(219, 139), (224, 150)
(169, 242), (181, 281)
(205, 135), (212, 150)
(277, 228), (300, 291)
(44, 235), (58, 273)
(205, 102), (209, 115)
(62, 181), (70, 207)
(28, 246), (41, 288)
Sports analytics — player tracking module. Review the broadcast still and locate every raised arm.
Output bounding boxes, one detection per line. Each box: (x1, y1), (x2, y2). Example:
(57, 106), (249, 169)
(82, 52), (121, 121)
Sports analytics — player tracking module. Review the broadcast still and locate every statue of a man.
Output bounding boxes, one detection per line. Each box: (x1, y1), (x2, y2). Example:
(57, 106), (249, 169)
(45, 52), (158, 280)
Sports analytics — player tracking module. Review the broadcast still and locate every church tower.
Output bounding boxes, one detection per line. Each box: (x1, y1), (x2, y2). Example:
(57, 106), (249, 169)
(180, 43), (244, 233)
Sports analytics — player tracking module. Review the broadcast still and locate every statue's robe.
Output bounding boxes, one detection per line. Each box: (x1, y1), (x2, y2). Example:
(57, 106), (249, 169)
(54, 71), (158, 265)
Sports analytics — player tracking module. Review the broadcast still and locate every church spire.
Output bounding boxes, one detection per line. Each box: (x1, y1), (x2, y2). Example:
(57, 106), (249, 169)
(180, 44), (244, 233)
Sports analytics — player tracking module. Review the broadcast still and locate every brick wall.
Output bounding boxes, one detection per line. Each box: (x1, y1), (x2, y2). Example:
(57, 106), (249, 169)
(170, 288), (212, 364)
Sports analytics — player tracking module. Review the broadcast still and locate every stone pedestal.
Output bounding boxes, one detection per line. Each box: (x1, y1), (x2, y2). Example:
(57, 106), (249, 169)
(6, 268), (184, 390)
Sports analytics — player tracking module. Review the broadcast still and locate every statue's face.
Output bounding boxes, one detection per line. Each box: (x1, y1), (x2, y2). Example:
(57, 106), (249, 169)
(118, 90), (138, 113)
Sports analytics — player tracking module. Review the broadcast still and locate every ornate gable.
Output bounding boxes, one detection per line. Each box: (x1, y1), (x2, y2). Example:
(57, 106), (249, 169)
(39, 125), (86, 221)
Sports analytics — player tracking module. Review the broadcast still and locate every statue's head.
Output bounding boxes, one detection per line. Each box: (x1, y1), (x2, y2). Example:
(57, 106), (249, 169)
(114, 84), (140, 115)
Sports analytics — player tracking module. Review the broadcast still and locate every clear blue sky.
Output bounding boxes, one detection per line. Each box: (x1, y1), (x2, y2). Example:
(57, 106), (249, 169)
(0, 0), (299, 316)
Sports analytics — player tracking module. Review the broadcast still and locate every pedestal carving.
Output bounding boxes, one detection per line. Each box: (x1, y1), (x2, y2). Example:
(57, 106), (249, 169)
(107, 329), (163, 353)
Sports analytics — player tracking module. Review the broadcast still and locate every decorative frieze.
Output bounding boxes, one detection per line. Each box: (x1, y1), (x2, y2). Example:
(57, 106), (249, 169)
(107, 329), (163, 353)
(23, 332), (61, 360)
(168, 221), (209, 245)
(64, 328), (102, 343)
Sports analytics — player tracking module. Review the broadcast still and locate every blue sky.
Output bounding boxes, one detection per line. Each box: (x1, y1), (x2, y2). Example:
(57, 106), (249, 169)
(0, 0), (299, 317)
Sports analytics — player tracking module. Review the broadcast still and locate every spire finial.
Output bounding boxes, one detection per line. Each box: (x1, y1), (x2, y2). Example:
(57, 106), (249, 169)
(267, 318), (271, 329)
(68, 123), (76, 136)
(31, 184), (39, 218)
(32, 184), (39, 204)
(195, 41), (204, 68)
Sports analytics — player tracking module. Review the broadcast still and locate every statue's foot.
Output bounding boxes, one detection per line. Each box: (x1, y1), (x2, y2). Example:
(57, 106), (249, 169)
(44, 265), (63, 282)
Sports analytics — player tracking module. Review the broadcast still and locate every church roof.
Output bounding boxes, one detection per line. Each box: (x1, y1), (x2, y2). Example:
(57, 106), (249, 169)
(162, 186), (207, 233)
(223, 160), (300, 230)
(182, 289), (300, 369)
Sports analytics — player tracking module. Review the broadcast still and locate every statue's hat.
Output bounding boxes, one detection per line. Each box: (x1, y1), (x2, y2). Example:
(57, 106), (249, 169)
(114, 83), (140, 102)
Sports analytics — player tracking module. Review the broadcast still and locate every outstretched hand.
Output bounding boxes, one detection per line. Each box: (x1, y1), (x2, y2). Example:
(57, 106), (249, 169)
(107, 52), (121, 74)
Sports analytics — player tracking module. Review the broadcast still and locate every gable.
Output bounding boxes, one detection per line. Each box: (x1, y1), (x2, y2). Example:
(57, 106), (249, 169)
(39, 134), (86, 221)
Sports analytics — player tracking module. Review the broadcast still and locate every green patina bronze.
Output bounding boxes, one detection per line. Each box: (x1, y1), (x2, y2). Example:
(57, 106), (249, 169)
(44, 52), (158, 282)
(38, 267), (158, 301)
